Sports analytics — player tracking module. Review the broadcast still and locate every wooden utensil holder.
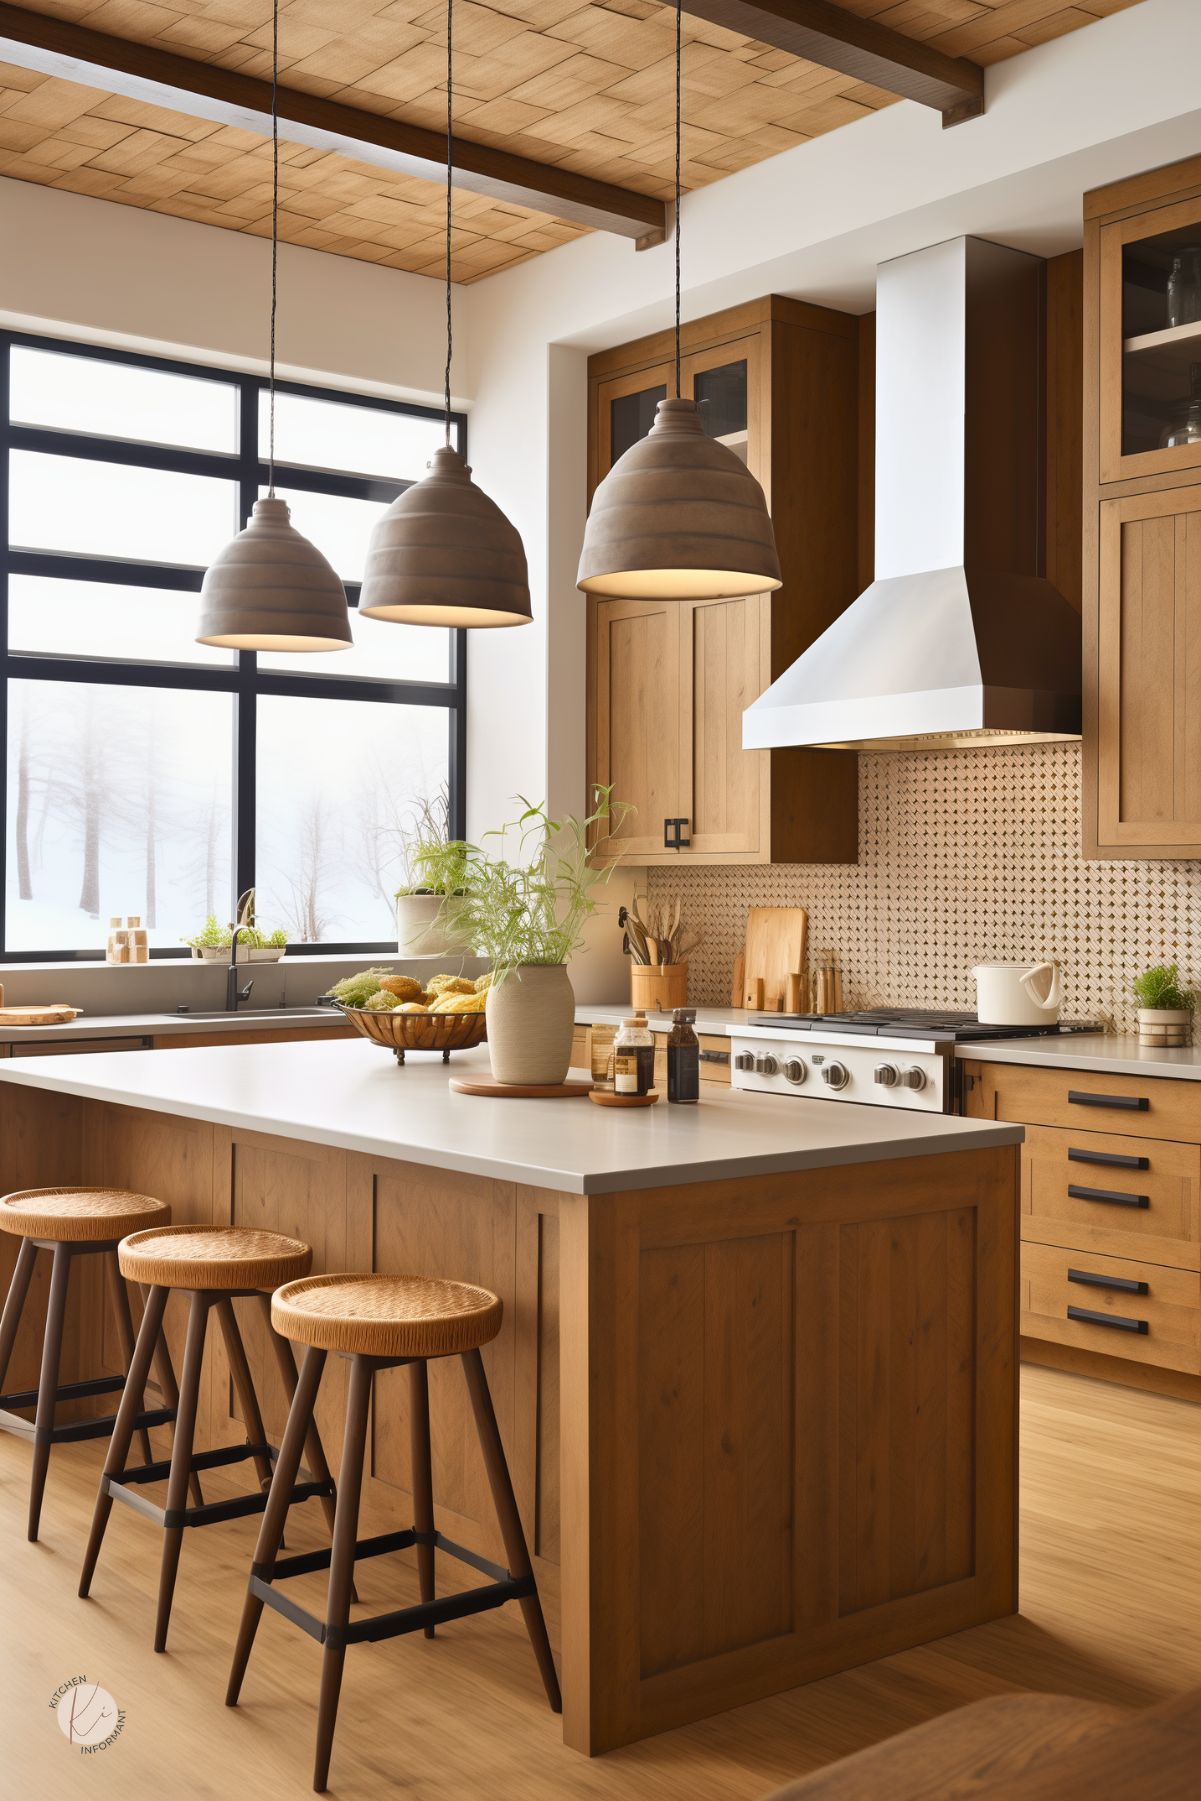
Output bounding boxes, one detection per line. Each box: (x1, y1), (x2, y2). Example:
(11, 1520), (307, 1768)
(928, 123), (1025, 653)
(630, 962), (688, 1013)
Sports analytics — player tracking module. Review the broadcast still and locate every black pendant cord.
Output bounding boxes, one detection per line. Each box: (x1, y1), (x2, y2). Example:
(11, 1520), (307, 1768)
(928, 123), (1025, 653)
(674, 0), (681, 400)
(268, 0), (279, 497)
(444, 0), (454, 447)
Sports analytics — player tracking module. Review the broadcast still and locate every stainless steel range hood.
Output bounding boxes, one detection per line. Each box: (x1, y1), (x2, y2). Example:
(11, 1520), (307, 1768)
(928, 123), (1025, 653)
(743, 237), (1082, 752)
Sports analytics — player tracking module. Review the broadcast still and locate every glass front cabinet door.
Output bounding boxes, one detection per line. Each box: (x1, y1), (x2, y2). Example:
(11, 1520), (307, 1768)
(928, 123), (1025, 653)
(1100, 194), (1201, 482)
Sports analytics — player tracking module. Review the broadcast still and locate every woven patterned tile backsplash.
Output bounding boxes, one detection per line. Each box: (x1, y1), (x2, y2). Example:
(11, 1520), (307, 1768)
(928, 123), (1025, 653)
(645, 743), (1201, 1033)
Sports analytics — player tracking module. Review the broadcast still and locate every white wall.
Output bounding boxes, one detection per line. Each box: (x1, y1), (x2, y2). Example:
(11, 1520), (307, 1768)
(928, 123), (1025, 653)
(0, 176), (461, 406)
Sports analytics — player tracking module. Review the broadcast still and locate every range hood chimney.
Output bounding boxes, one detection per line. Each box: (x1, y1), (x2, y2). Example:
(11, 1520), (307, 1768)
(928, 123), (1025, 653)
(743, 237), (1081, 752)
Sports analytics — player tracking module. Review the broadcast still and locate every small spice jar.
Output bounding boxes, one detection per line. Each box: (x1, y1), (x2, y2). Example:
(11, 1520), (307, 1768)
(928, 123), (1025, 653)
(666, 1008), (700, 1104)
(613, 1013), (655, 1097)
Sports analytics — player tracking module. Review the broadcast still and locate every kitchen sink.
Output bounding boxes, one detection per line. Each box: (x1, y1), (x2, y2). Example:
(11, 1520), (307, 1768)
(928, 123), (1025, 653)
(159, 1008), (342, 1024)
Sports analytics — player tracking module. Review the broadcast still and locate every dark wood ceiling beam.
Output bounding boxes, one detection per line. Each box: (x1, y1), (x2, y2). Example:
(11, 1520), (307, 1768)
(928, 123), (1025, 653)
(0, 2), (667, 244)
(679, 0), (984, 126)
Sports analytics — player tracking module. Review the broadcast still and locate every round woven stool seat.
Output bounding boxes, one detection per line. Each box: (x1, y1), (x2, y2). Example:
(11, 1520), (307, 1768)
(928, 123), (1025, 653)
(272, 1272), (503, 1359)
(119, 1225), (312, 1292)
(0, 1186), (169, 1243)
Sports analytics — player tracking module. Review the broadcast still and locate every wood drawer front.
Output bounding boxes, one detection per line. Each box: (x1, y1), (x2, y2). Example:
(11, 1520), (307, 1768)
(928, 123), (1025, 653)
(968, 1061), (1201, 1143)
(1022, 1241), (1201, 1374)
(1021, 1124), (1201, 1269)
(652, 1031), (731, 1087)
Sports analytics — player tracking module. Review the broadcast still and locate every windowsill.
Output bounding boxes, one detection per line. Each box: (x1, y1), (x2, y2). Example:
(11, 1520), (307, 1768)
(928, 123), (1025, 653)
(0, 951), (487, 974)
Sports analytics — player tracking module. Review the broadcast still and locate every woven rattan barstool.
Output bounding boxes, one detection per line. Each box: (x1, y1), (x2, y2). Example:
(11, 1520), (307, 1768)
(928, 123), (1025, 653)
(0, 1186), (186, 1542)
(79, 1225), (344, 1654)
(226, 1272), (561, 1793)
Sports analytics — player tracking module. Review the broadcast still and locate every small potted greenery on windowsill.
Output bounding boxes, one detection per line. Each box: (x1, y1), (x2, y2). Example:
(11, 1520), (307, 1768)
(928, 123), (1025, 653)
(184, 891), (289, 962)
(394, 789), (474, 959)
(1132, 962), (1195, 1047)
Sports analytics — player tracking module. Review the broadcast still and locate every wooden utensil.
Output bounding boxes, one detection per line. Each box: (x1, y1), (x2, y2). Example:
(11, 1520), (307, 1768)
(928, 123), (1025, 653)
(742, 907), (808, 1012)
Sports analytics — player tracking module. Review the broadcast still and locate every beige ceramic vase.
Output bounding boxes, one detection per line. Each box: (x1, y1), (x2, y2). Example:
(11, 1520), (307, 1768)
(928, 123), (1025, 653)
(485, 965), (575, 1086)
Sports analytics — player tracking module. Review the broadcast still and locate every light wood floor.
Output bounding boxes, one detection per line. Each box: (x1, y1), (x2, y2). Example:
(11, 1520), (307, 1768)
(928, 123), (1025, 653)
(1, 1364), (1198, 1801)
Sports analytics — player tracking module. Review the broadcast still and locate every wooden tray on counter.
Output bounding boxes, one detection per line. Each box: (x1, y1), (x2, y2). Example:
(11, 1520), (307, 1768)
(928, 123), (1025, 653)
(0, 1004), (83, 1026)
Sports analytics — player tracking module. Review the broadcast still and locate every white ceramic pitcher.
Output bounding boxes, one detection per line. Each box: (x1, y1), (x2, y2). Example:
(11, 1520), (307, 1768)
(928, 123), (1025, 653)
(972, 961), (1062, 1027)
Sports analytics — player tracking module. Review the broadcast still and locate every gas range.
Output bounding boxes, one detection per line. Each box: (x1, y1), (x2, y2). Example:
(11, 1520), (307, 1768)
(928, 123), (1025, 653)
(731, 1011), (1099, 1113)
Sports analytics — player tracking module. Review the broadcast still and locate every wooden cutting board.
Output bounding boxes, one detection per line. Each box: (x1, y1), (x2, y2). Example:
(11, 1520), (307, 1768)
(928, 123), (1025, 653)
(449, 1076), (593, 1098)
(742, 907), (808, 1012)
(0, 1003), (82, 1026)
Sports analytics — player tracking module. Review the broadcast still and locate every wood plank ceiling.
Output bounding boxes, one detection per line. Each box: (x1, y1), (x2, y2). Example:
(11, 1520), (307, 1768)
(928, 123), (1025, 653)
(0, 0), (1144, 282)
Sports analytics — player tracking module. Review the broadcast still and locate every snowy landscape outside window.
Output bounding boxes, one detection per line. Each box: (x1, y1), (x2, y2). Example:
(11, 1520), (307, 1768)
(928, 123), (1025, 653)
(0, 333), (466, 959)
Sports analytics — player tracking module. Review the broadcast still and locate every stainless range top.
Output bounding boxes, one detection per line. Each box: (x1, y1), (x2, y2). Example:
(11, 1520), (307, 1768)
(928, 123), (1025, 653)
(732, 1012), (1100, 1112)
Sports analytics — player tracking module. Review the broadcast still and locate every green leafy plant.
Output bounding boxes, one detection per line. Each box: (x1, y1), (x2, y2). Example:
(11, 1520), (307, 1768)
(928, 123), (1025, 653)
(184, 915), (232, 951)
(1132, 963), (1195, 1012)
(395, 789), (470, 898)
(416, 787), (631, 983)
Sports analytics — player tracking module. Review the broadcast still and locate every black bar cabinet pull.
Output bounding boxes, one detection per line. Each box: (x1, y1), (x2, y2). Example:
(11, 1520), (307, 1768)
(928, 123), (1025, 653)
(698, 1049), (729, 1066)
(1067, 1090), (1149, 1111)
(663, 818), (675, 849)
(675, 817), (691, 848)
(1067, 1304), (1148, 1335)
(1068, 1146), (1149, 1171)
(1067, 1183), (1150, 1210)
(1067, 1267), (1149, 1296)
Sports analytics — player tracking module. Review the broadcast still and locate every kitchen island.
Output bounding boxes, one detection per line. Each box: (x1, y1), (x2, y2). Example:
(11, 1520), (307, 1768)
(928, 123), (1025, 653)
(0, 1040), (1022, 1753)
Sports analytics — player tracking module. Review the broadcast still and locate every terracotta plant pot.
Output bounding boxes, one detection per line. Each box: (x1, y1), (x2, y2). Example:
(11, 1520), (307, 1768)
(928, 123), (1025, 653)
(395, 892), (473, 959)
(1136, 1007), (1192, 1048)
(485, 964), (575, 1085)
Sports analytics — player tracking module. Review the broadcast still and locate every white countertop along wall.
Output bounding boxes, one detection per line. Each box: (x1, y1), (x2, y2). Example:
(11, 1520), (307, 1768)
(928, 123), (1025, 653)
(0, 1040), (1022, 1195)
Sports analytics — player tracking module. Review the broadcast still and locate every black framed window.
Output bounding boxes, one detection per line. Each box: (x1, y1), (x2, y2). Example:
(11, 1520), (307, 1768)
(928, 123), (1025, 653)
(0, 331), (466, 961)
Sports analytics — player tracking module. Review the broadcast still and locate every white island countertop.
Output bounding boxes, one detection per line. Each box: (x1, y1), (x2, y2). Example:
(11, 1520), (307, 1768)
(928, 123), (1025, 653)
(0, 1039), (1023, 1195)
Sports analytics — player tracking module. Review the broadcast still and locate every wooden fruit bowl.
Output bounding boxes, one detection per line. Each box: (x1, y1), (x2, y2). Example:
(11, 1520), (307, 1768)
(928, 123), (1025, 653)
(336, 1004), (486, 1065)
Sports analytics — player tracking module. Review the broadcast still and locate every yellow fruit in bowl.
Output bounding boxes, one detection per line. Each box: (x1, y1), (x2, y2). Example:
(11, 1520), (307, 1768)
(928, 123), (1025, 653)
(396, 1002), (429, 1014)
(427, 973), (476, 997)
(379, 975), (425, 1002)
(430, 991), (485, 1014)
(473, 972), (493, 992)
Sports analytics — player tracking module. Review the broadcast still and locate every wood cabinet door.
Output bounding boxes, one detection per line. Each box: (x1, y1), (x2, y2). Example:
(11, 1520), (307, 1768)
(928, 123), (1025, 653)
(1096, 486), (1201, 851)
(592, 596), (681, 859)
(1098, 197), (1201, 485)
(677, 593), (767, 858)
(593, 362), (672, 490)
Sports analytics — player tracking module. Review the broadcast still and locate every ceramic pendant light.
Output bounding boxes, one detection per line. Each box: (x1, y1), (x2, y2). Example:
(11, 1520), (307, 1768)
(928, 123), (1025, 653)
(197, 0), (351, 652)
(358, 0), (531, 629)
(577, 2), (781, 602)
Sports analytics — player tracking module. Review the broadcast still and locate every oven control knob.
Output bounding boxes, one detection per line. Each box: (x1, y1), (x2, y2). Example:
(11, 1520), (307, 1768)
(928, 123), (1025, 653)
(734, 1051), (756, 1072)
(900, 1065), (927, 1091)
(783, 1057), (807, 1085)
(821, 1060), (850, 1090)
(874, 1062), (900, 1088)
(754, 1054), (779, 1076)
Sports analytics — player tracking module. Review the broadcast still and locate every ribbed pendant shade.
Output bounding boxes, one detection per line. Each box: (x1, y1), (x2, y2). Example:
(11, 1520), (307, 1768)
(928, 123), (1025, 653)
(577, 397), (782, 600)
(196, 498), (353, 650)
(358, 445), (532, 627)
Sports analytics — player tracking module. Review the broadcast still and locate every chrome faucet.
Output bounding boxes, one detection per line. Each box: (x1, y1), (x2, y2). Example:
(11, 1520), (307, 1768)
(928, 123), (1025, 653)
(226, 922), (256, 1013)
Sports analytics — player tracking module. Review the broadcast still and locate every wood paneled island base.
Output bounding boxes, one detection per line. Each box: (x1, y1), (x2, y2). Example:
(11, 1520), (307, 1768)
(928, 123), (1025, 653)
(0, 1075), (1018, 1755)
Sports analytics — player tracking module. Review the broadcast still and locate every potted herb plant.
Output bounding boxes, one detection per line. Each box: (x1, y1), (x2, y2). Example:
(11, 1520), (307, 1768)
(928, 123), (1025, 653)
(183, 891), (289, 962)
(394, 790), (474, 959)
(1132, 963), (1194, 1047)
(423, 788), (627, 1085)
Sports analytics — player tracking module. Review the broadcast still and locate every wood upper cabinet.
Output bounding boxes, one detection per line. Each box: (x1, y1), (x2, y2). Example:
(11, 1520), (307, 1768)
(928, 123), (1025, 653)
(1085, 156), (1201, 857)
(587, 297), (861, 867)
(1096, 486), (1201, 848)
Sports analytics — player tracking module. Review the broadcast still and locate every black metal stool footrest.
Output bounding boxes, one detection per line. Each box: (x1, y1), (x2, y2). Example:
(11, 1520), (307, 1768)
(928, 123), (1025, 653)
(0, 1399), (174, 1445)
(105, 1440), (334, 1529)
(249, 1525), (535, 1651)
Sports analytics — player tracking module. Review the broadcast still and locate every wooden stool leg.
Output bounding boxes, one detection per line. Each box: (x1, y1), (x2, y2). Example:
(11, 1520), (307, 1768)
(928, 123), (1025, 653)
(105, 1251), (154, 1469)
(313, 1354), (371, 1795)
(145, 1299), (204, 1510)
(462, 1347), (561, 1713)
(409, 1359), (436, 1637)
(227, 1344), (327, 1708)
(80, 1284), (169, 1597)
(0, 1238), (38, 1394)
(257, 1296), (354, 1598)
(154, 1290), (209, 1654)
(28, 1243), (72, 1543)
(215, 1298), (275, 1494)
